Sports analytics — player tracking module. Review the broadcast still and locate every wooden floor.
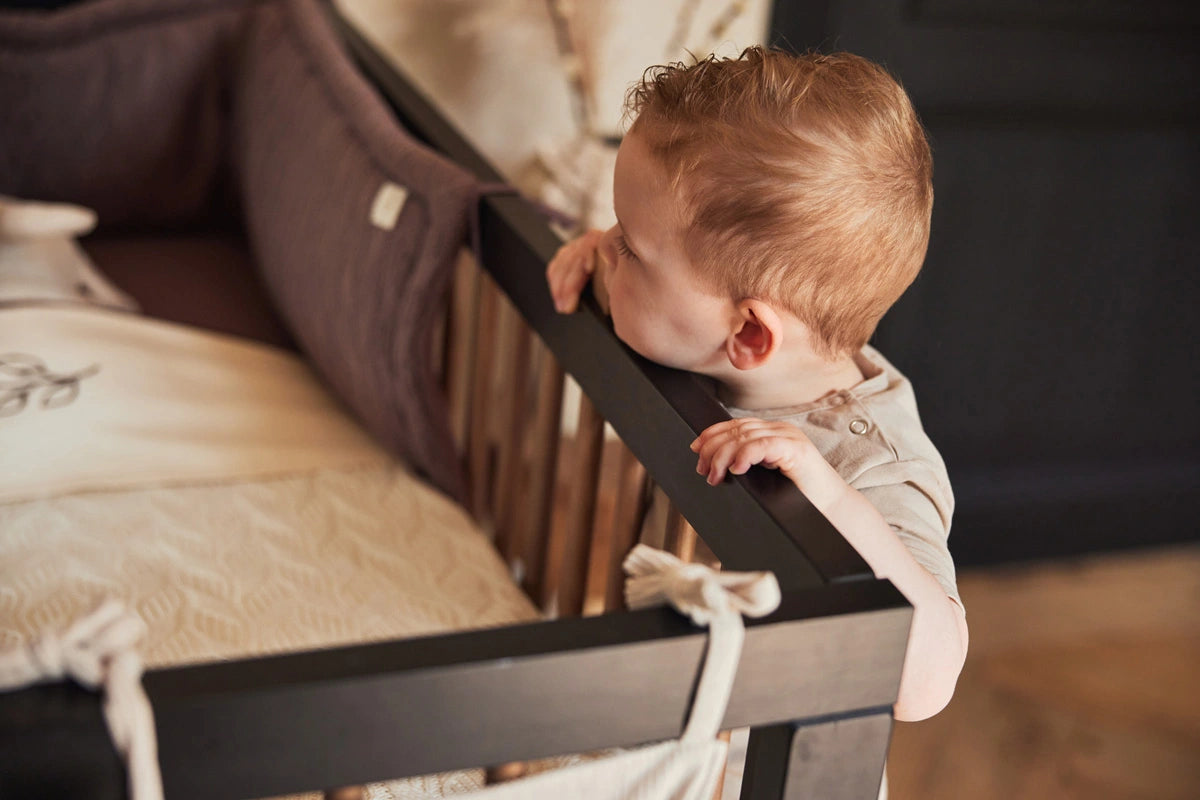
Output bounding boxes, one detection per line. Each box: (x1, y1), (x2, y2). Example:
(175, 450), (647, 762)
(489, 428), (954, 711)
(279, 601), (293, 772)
(886, 543), (1200, 800)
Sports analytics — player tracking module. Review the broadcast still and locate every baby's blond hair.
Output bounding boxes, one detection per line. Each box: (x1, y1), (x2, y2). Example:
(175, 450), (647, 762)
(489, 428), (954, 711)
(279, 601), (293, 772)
(627, 47), (933, 357)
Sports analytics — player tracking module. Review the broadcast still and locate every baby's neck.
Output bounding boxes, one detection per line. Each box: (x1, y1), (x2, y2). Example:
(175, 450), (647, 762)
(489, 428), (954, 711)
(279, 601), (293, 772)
(714, 350), (864, 412)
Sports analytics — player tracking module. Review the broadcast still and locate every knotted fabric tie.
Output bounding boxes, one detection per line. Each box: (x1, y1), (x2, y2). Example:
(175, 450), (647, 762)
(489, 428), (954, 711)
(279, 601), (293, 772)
(623, 544), (780, 742)
(0, 600), (164, 800)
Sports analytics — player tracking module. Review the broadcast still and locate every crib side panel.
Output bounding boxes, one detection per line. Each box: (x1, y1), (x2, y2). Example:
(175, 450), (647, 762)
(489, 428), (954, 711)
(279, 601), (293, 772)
(0, 581), (909, 800)
(440, 247), (730, 620)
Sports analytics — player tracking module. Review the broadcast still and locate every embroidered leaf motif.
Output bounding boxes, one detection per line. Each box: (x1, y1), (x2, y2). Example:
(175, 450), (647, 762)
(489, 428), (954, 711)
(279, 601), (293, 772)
(0, 353), (100, 418)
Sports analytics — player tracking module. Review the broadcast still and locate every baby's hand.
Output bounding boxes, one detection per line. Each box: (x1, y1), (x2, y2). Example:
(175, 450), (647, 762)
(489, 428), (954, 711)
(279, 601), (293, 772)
(546, 228), (605, 313)
(690, 418), (820, 487)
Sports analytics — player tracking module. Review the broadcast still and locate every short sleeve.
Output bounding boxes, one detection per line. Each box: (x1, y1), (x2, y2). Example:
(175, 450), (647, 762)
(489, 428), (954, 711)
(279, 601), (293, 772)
(852, 461), (962, 611)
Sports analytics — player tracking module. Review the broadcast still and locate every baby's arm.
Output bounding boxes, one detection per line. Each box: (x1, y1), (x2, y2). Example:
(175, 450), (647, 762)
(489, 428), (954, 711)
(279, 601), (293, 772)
(692, 418), (968, 722)
(546, 229), (609, 314)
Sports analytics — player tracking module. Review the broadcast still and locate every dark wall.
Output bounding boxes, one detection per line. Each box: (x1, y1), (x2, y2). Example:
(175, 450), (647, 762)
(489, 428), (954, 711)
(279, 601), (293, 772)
(771, 0), (1200, 566)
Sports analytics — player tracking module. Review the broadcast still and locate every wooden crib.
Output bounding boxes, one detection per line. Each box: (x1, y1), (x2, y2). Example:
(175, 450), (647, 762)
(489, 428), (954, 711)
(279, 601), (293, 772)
(0, 2), (911, 798)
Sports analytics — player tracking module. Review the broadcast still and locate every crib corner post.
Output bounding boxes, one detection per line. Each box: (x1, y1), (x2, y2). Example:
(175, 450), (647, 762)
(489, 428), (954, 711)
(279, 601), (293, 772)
(740, 710), (893, 800)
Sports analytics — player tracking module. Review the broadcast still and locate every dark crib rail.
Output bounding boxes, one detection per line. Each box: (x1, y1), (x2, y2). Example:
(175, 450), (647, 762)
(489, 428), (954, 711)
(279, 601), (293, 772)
(1, 581), (908, 800)
(0, 3), (911, 799)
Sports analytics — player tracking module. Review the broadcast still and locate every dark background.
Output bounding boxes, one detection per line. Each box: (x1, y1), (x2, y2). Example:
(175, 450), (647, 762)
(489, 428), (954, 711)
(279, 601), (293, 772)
(772, 0), (1200, 566)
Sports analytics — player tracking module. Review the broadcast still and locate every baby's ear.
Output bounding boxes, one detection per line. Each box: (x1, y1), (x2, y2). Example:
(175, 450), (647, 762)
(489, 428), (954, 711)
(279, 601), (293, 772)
(726, 300), (782, 370)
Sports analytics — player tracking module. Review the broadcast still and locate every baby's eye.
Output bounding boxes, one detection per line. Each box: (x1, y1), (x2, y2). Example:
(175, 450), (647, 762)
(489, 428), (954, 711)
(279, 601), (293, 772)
(614, 235), (638, 261)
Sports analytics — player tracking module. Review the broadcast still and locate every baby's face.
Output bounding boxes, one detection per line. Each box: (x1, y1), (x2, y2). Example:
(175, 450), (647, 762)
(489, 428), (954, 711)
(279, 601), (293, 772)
(601, 130), (734, 375)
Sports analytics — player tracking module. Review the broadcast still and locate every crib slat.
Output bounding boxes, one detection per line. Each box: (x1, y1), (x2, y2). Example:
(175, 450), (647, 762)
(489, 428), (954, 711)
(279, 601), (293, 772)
(443, 250), (480, 450)
(581, 430), (618, 616)
(664, 502), (699, 564)
(516, 348), (565, 602)
(638, 484), (668, 551)
(543, 390), (605, 616)
(490, 298), (533, 558)
(467, 274), (502, 522)
(563, 393), (607, 617)
(603, 442), (649, 612)
(430, 292), (448, 389)
(710, 730), (733, 800)
(496, 325), (539, 570)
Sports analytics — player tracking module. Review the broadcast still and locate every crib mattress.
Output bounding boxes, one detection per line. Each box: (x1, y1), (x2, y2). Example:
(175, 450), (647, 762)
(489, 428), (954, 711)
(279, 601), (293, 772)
(0, 304), (539, 797)
(0, 464), (539, 668)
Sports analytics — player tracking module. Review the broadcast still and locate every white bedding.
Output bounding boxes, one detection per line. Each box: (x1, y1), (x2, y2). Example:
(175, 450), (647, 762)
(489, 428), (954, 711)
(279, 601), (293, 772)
(0, 305), (539, 796)
(0, 306), (394, 503)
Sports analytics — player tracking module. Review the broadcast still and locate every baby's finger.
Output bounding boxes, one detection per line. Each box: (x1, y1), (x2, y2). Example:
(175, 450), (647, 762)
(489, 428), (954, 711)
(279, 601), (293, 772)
(546, 251), (569, 297)
(692, 419), (743, 455)
(555, 260), (594, 313)
(547, 260), (573, 311)
(694, 429), (731, 476)
(693, 419), (771, 473)
(700, 425), (796, 483)
(714, 436), (795, 485)
(693, 424), (741, 476)
(703, 437), (761, 485)
(697, 433), (749, 484)
(548, 249), (596, 313)
(546, 260), (575, 312)
(693, 418), (742, 444)
(727, 438), (780, 476)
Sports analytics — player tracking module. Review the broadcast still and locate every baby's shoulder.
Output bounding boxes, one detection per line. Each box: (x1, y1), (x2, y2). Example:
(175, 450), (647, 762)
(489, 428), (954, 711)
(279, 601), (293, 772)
(761, 346), (949, 490)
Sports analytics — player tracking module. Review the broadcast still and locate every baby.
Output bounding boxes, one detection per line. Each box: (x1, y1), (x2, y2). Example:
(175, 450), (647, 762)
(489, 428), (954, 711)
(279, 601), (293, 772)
(547, 47), (967, 721)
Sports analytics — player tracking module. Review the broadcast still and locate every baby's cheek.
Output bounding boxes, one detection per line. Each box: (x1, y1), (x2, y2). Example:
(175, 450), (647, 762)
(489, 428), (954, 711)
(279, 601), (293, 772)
(610, 304), (643, 349)
(607, 278), (639, 333)
(611, 305), (661, 361)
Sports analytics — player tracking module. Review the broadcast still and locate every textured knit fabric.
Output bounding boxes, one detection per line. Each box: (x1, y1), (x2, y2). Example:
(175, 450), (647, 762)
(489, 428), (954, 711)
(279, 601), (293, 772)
(723, 344), (961, 609)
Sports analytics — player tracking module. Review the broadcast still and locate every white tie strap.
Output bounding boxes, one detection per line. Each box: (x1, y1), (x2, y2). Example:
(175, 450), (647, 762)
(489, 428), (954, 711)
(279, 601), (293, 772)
(0, 600), (164, 800)
(467, 546), (785, 799)
(623, 544), (781, 622)
(623, 544), (781, 742)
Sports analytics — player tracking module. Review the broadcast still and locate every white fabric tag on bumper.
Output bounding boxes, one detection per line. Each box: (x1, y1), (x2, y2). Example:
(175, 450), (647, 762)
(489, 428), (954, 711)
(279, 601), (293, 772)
(370, 181), (409, 230)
